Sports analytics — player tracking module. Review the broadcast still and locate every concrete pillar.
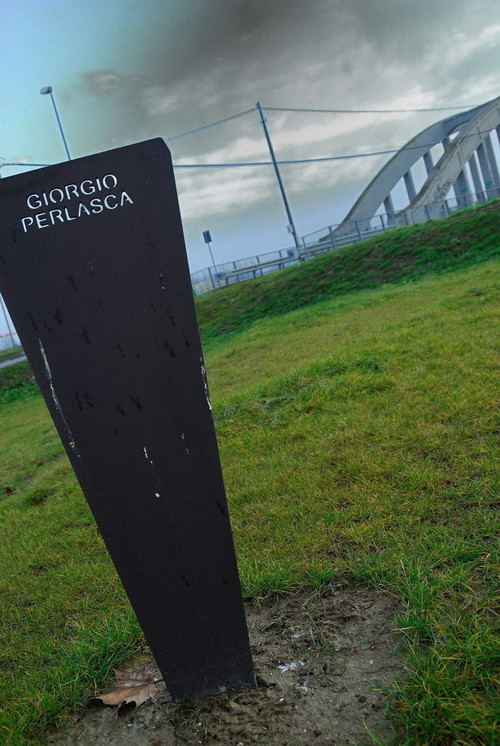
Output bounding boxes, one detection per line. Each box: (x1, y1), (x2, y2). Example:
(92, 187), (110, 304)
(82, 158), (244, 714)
(484, 134), (500, 186)
(404, 170), (417, 202)
(477, 141), (495, 200)
(423, 151), (434, 175)
(442, 136), (452, 151)
(454, 170), (470, 209)
(383, 193), (395, 225)
(468, 153), (484, 203)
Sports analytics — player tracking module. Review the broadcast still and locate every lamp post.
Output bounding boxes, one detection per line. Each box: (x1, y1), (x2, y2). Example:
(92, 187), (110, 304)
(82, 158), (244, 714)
(0, 295), (17, 349)
(40, 86), (71, 160)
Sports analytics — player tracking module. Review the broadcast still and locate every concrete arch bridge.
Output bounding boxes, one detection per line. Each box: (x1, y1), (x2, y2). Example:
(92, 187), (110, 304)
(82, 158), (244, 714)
(304, 95), (500, 249)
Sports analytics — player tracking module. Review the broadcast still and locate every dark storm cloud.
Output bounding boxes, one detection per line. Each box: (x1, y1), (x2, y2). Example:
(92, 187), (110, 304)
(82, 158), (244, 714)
(73, 0), (499, 198)
(134, 0), (470, 97)
(78, 0), (499, 145)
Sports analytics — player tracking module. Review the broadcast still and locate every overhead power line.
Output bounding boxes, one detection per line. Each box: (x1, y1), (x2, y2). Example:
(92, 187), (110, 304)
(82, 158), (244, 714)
(1, 103), (491, 176)
(173, 127), (496, 169)
(164, 107), (256, 142)
(0, 162), (51, 168)
(4, 128), (492, 174)
(154, 101), (480, 145)
(263, 104), (479, 114)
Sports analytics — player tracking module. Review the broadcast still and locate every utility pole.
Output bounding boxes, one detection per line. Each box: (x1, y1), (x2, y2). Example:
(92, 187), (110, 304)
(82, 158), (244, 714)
(256, 101), (300, 249)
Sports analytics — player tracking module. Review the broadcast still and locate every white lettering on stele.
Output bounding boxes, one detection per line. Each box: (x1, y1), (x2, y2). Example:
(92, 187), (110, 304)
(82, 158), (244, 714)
(21, 174), (134, 232)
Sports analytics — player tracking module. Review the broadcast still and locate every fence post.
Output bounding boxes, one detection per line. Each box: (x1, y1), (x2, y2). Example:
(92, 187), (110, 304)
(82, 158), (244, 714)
(208, 266), (215, 290)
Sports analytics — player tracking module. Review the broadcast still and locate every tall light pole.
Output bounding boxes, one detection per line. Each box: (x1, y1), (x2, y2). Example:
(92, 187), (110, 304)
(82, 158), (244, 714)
(0, 162), (17, 347)
(256, 101), (300, 249)
(40, 86), (71, 160)
(0, 295), (17, 349)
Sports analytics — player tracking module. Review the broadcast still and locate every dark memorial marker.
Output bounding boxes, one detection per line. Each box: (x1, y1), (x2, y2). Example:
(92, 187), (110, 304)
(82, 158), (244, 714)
(0, 139), (255, 700)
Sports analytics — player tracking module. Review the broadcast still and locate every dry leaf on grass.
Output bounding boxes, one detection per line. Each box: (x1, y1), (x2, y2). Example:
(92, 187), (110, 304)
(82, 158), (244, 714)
(96, 663), (160, 709)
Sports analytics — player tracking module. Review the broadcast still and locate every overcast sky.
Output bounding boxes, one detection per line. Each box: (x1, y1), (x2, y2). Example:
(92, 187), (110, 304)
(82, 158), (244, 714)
(1, 0), (499, 315)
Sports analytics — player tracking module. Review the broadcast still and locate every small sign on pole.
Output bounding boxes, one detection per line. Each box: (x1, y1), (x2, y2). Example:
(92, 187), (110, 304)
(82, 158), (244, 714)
(202, 229), (217, 272)
(0, 139), (255, 701)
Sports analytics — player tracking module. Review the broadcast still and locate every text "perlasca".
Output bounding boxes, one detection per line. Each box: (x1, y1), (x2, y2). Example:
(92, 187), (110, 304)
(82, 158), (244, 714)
(21, 174), (134, 232)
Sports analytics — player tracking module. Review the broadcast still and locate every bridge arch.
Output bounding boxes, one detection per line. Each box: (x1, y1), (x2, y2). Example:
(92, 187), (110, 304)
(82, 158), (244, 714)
(334, 96), (500, 236)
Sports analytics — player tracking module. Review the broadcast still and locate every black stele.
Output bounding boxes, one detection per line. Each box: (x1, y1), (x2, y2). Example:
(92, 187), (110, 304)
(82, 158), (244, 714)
(0, 139), (256, 701)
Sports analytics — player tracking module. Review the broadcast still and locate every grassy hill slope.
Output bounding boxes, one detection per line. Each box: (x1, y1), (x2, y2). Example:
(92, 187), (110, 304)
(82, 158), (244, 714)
(196, 201), (499, 344)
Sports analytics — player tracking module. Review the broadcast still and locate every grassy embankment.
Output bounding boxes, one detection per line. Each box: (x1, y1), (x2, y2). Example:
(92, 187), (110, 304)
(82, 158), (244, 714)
(1, 202), (499, 744)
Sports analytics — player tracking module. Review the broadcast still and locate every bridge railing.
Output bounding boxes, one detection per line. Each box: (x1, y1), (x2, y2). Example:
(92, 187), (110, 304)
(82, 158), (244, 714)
(190, 189), (499, 296)
(302, 188), (500, 246)
(191, 246), (301, 295)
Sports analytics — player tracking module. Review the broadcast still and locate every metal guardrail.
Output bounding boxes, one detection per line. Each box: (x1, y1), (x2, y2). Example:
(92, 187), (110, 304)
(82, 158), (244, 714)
(191, 247), (301, 295)
(190, 189), (500, 296)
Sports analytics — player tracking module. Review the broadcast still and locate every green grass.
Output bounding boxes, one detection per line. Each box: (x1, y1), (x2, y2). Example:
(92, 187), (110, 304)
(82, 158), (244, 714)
(1, 205), (499, 744)
(0, 361), (38, 407)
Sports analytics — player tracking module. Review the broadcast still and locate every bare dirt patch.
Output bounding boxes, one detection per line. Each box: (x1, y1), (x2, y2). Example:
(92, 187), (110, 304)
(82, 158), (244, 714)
(48, 586), (406, 745)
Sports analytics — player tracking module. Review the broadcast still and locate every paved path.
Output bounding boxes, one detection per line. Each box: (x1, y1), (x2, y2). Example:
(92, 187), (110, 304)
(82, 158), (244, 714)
(0, 355), (27, 369)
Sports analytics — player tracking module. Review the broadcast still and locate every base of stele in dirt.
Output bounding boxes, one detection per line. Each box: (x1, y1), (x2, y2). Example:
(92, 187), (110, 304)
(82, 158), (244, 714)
(48, 586), (406, 746)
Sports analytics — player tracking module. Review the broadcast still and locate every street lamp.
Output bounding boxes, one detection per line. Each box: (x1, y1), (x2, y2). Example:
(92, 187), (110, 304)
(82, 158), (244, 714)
(0, 294), (17, 349)
(40, 86), (71, 160)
